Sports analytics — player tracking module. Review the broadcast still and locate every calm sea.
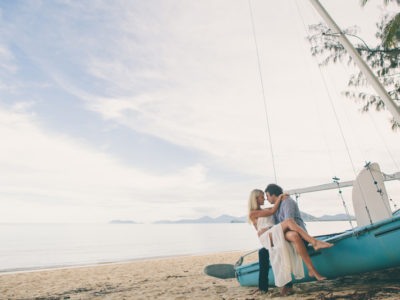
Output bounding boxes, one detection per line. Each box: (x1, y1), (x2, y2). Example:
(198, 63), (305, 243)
(0, 221), (351, 273)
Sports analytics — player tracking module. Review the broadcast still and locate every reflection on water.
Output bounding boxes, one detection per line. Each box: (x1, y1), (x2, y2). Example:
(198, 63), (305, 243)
(0, 221), (350, 272)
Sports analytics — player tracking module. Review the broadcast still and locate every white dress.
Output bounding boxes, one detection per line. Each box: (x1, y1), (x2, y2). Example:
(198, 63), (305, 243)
(257, 216), (304, 287)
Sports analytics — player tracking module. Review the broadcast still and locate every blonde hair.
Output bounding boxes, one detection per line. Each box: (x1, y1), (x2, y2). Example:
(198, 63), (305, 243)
(248, 189), (264, 224)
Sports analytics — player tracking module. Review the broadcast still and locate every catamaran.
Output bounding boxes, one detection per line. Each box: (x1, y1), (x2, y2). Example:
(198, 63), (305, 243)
(206, 0), (400, 287)
(235, 162), (400, 286)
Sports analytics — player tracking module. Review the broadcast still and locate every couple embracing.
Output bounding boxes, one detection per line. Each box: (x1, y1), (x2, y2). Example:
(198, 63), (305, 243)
(248, 184), (333, 295)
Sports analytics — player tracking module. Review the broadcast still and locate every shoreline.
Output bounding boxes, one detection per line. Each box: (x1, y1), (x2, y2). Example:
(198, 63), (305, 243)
(0, 249), (249, 276)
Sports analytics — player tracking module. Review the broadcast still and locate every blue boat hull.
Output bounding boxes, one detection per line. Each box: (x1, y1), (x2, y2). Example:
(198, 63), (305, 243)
(235, 214), (400, 287)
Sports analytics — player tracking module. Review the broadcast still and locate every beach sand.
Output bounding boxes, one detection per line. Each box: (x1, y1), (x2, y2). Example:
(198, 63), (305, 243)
(1, 251), (400, 299)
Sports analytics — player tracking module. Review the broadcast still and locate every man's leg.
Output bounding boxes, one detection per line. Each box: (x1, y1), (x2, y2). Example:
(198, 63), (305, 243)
(258, 248), (269, 292)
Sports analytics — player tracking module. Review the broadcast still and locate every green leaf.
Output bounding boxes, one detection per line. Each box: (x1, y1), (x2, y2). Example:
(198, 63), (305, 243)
(383, 13), (400, 49)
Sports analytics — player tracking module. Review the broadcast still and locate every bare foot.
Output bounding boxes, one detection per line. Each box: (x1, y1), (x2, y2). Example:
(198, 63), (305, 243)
(308, 269), (327, 281)
(280, 286), (293, 296)
(313, 240), (334, 251)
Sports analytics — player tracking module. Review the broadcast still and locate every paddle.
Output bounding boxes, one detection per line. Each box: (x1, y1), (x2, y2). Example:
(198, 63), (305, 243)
(204, 264), (236, 279)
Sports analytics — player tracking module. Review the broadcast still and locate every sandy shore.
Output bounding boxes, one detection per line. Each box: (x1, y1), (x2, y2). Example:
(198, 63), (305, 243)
(1, 251), (400, 299)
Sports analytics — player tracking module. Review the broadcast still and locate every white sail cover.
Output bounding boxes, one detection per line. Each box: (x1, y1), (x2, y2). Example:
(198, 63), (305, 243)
(352, 163), (392, 227)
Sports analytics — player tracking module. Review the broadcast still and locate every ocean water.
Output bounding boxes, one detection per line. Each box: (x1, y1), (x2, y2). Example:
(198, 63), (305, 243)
(0, 221), (351, 273)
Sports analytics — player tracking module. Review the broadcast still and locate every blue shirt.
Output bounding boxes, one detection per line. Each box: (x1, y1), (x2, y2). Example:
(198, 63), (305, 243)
(274, 197), (307, 232)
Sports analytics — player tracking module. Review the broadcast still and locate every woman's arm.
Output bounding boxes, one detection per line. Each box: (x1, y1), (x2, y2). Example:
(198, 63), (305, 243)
(250, 193), (289, 219)
(250, 208), (274, 219)
(269, 193), (289, 214)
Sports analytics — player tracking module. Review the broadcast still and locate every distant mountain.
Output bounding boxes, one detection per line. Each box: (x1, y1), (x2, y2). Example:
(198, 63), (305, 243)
(300, 212), (319, 222)
(302, 212), (355, 221)
(154, 214), (246, 224)
(109, 220), (138, 224)
(154, 212), (355, 224)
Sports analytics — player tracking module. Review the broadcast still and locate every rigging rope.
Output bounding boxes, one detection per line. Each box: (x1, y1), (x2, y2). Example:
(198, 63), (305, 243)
(298, 1), (356, 178)
(291, 0), (337, 179)
(295, 0), (373, 224)
(322, 62), (369, 165)
(331, 22), (400, 212)
(367, 112), (400, 172)
(365, 162), (396, 213)
(366, 113), (400, 211)
(304, 3), (400, 216)
(318, 30), (400, 173)
(320, 27), (398, 169)
(333, 177), (356, 234)
(247, 0), (277, 183)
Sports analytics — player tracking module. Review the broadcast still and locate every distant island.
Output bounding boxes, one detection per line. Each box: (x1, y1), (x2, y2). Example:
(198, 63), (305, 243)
(109, 213), (355, 224)
(154, 214), (246, 224)
(109, 220), (138, 224)
(300, 212), (355, 222)
(154, 212), (355, 224)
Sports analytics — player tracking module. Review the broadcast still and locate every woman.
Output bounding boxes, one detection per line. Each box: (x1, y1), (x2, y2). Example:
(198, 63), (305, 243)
(248, 189), (333, 286)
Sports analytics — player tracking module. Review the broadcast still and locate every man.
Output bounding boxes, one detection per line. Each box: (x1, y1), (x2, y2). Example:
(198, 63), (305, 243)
(258, 183), (307, 296)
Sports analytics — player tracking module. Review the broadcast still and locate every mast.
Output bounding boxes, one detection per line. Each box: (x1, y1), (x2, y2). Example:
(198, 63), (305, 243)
(309, 0), (400, 123)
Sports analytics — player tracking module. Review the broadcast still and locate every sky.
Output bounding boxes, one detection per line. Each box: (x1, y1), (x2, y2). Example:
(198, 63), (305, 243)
(0, 0), (399, 223)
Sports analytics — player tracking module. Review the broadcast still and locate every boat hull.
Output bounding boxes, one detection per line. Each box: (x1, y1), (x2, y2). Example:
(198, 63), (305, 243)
(235, 214), (400, 287)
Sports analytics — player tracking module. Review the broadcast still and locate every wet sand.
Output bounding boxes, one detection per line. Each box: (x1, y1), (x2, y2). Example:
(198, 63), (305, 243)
(1, 251), (400, 299)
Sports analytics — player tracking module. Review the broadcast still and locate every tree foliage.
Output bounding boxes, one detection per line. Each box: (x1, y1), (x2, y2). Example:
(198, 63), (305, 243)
(307, 1), (400, 130)
(363, 0), (400, 48)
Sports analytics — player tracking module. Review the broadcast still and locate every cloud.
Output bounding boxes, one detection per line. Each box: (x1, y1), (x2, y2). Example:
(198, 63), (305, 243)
(0, 7), (17, 74)
(77, 0), (400, 184)
(0, 44), (17, 73)
(1, 0), (399, 223)
(0, 105), (214, 222)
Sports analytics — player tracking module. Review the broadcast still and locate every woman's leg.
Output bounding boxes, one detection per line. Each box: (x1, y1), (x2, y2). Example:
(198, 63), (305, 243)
(284, 230), (326, 281)
(280, 219), (334, 251)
